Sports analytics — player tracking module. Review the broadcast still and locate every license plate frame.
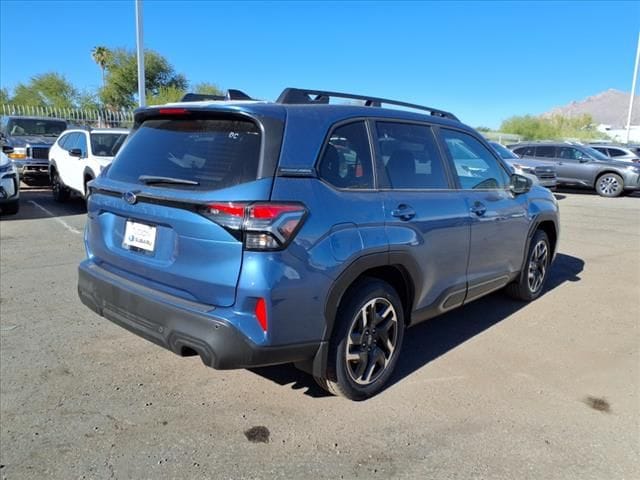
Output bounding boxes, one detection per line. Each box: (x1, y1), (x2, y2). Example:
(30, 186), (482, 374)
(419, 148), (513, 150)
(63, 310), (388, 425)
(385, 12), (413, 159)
(122, 220), (157, 253)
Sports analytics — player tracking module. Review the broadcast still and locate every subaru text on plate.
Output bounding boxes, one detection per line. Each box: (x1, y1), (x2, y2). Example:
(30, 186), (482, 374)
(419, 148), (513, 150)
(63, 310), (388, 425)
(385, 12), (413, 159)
(78, 88), (559, 400)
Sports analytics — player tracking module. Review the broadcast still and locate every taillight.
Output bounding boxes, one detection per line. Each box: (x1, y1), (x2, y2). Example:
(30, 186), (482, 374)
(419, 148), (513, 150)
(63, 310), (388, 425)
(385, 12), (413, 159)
(200, 202), (307, 251)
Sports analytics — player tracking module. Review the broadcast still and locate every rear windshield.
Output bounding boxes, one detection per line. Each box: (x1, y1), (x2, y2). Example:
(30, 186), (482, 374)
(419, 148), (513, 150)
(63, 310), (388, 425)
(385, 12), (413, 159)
(107, 118), (261, 190)
(90, 133), (128, 157)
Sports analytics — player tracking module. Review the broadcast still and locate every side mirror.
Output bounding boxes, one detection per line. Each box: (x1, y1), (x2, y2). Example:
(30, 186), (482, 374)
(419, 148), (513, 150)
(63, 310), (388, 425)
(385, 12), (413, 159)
(2, 145), (14, 154)
(69, 148), (83, 158)
(510, 173), (532, 195)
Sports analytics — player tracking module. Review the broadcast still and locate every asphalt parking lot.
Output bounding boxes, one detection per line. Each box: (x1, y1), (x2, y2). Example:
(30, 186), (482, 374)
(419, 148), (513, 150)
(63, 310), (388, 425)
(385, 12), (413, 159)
(0, 185), (638, 479)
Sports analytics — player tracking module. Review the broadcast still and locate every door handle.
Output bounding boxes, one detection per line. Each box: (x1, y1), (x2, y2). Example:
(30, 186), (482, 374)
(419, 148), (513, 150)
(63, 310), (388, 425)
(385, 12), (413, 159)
(470, 201), (487, 217)
(391, 204), (416, 221)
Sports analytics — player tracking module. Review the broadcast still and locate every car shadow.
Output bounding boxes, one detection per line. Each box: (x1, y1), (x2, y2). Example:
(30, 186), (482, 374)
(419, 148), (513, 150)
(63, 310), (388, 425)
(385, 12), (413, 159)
(0, 186), (87, 220)
(248, 253), (584, 399)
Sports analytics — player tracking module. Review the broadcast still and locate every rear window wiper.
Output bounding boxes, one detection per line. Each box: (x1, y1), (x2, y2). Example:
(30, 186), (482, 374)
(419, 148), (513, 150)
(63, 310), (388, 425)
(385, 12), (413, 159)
(138, 175), (200, 186)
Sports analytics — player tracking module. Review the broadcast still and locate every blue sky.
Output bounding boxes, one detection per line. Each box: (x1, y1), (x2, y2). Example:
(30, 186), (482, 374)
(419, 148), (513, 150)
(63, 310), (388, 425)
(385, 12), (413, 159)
(1, 0), (638, 128)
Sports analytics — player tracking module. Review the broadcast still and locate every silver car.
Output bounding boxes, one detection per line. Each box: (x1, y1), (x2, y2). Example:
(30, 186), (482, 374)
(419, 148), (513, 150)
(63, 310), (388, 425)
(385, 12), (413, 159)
(509, 142), (640, 197)
(590, 144), (640, 164)
(489, 141), (557, 190)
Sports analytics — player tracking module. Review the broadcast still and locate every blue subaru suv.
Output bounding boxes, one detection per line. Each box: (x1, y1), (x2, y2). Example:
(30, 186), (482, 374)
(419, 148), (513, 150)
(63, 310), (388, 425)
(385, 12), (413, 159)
(78, 88), (559, 400)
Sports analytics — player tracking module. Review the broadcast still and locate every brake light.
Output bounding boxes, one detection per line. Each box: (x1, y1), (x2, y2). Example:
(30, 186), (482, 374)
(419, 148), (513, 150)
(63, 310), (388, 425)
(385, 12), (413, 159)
(200, 202), (307, 250)
(255, 298), (268, 332)
(158, 108), (189, 115)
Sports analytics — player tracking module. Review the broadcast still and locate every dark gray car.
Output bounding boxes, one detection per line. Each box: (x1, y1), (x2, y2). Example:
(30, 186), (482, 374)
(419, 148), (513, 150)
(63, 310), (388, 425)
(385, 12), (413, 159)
(509, 142), (640, 197)
(0, 116), (67, 184)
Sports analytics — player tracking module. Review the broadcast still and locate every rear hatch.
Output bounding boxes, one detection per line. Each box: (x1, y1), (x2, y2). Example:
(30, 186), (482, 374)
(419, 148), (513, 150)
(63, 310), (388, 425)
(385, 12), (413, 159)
(86, 106), (285, 307)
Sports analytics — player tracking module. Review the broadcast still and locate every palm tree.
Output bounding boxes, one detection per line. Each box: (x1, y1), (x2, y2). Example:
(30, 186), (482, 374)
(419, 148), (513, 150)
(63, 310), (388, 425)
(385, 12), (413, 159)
(91, 46), (111, 88)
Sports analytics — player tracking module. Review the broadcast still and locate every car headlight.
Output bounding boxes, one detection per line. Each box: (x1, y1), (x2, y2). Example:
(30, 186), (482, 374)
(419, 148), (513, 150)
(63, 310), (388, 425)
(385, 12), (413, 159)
(7, 147), (27, 159)
(0, 163), (13, 173)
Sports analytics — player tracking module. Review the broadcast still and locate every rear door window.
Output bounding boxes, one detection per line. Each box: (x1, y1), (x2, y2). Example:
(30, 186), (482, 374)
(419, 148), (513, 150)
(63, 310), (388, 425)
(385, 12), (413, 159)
(317, 122), (374, 189)
(375, 122), (449, 189)
(107, 117), (261, 190)
(535, 146), (556, 158)
(607, 148), (626, 157)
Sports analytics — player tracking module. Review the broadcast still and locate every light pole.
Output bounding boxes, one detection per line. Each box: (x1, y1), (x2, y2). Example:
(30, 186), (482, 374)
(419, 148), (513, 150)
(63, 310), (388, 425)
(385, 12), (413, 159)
(135, 0), (146, 107)
(625, 32), (639, 144)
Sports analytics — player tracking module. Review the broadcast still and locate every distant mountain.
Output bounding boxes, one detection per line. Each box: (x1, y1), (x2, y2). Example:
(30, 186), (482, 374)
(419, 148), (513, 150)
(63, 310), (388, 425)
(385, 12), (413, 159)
(542, 89), (639, 127)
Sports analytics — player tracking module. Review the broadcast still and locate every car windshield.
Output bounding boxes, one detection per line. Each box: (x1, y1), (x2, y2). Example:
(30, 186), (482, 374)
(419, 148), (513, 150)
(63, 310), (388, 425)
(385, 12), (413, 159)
(489, 142), (519, 159)
(583, 146), (610, 161)
(90, 133), (128, 157)
(6, 118), (67, 137)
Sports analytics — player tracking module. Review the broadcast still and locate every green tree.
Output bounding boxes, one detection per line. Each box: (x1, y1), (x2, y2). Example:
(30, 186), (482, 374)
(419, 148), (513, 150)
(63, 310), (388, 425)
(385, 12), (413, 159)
(91, 46), (111, 89)
(0, 87), (10, 104)
(500, 114), (597, 141)
(146, 85), (186, 106)
(11, 72), (78, 109)
(100, 48), (187, 109)
(193, 82), (223, 96)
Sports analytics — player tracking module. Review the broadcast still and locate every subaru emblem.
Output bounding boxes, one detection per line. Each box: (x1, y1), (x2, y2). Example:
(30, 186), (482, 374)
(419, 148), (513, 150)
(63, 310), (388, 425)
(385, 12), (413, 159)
(124, 191), (138, 205)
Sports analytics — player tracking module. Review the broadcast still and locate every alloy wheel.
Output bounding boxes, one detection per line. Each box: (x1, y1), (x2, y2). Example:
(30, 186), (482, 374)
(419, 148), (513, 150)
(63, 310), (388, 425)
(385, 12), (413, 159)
(598, 175), (620, 196)
(345, 297), (399, 385)
(527, 240), (548, 293)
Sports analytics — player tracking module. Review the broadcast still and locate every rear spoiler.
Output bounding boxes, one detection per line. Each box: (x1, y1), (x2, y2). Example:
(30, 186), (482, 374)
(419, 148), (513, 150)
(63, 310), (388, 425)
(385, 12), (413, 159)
(180, 89), (254, 102)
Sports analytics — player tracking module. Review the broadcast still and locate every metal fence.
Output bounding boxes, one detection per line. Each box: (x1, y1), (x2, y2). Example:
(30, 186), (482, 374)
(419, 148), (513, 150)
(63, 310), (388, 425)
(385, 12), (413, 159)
(1, 104), (134, 128)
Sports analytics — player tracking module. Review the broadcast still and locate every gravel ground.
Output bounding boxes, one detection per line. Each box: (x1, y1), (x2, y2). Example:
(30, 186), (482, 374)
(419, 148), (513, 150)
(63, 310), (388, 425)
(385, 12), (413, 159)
(1, 186), (638, 479)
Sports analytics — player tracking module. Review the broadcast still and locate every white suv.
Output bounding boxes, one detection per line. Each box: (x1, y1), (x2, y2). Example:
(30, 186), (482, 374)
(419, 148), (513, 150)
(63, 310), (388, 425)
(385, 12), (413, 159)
(49, 128), (128, 202)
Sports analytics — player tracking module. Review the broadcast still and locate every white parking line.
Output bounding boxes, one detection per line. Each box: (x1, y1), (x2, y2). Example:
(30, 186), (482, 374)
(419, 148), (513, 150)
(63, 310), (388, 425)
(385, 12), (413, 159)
(29, 201), (83, 235)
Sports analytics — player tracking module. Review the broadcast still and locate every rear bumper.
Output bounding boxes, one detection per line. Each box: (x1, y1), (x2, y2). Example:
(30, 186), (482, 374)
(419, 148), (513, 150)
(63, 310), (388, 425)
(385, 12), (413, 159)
(77, 260), (319, 369)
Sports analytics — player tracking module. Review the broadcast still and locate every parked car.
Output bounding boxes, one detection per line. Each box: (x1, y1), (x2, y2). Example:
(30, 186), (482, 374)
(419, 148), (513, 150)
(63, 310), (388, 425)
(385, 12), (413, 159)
(509, 142), (640, 197)
(488, 141), (557, 190)
(49, 127), (129, 202)
(78, 88), (559, 400)
(589, 144), (640, 164)
(0, 146), (20, 215)
(0, 116), (67, 185)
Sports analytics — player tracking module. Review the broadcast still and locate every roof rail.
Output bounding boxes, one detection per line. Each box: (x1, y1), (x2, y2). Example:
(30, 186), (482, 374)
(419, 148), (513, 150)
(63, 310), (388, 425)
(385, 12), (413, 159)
(276, 88), (459, 121)
(180, 89), (254, 103)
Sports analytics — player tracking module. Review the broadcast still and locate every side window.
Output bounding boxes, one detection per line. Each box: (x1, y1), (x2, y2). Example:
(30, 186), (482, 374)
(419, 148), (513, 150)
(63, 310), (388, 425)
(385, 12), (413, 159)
(535, 146), (556, 158)
(440, 129), (510, 190)
(57, 133), (70, 149)
(76, 133), (88, 157)
(64, 133), (79, 151)
(318, 122), (374, 189)
(557, 146), (585, 160)
(376, 122), (449, 189)
(608, 148), (625, 158)
(514, 146), (534, 157)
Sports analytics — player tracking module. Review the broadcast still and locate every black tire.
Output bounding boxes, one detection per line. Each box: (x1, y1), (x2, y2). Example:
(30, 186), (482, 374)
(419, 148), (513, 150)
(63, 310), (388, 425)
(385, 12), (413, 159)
(315, 278), (405, 400)
(506, 230), (551, 301)
(595, 172), (624, 197)
(51, 171), (70, 203)
(0, 199), (19, 216)
(84, 176), (94, 201)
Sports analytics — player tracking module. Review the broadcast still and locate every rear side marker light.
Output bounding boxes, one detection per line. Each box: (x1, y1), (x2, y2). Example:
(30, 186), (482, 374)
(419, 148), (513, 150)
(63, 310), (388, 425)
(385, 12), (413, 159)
(200, 202), (307, 251)
(255, 298), (268, 333)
